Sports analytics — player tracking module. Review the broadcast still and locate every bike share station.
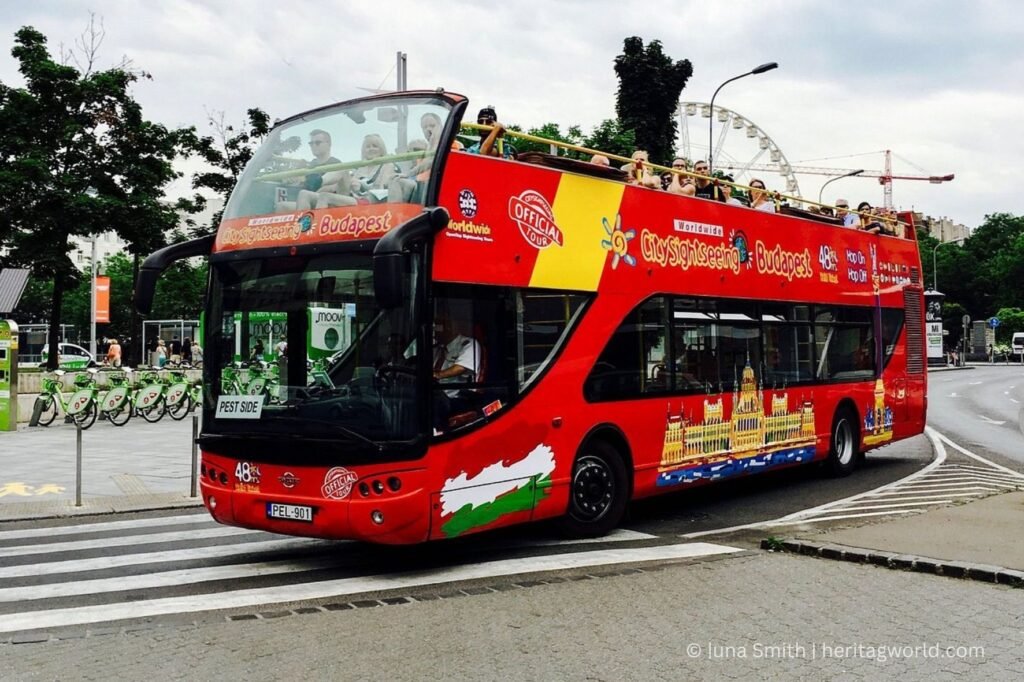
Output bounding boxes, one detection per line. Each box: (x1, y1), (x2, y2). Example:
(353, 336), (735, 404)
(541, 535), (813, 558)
(0, 320), (18, 432)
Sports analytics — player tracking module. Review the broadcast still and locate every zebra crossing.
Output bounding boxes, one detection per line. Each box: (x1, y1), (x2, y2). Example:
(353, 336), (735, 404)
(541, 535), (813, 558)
(0, 512), (740, 638)
(772, 428), (1024, 526)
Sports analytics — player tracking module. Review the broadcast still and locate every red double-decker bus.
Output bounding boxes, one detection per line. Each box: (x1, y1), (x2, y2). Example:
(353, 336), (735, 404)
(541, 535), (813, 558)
(137, 91), (926, 544)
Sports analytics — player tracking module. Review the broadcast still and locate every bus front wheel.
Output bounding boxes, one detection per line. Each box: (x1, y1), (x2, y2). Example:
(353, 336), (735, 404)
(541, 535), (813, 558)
(826, 406), (859, 477)
(559, 440), (628, 538)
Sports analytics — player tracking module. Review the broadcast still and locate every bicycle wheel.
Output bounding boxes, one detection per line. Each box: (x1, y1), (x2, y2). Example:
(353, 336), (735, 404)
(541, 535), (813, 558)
(140, 400), (166, 423)
(37, 395), (57, 426)
(107, 404), (132, 426)
(74, 401), (98, 430)
(167, 396), (191, 421)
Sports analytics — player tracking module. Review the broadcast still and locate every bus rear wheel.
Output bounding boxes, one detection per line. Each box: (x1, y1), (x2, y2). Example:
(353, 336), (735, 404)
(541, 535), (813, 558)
(825, 406), (859, 477)
(559, 440), (628, 538)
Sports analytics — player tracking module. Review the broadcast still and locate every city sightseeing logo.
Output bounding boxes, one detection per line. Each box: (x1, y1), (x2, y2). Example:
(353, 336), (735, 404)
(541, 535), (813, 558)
(600, 215), (636, 269)
(508, 190), (564, 249)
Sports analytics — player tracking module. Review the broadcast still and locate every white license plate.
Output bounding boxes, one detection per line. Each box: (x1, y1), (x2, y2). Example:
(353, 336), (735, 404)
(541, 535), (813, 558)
(266, 502), (314, 523)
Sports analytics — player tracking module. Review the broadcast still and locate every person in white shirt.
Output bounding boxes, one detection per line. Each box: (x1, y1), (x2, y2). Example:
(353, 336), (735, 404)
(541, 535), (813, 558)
(431, 313), (483, 431)
(433, 316), (481, 397)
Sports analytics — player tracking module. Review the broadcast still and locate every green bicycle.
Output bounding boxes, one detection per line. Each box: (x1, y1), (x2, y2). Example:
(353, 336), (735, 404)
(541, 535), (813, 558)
(97, 368), (136, 426)
(34, 370), (98, 429)
(165, 370), (202, 421)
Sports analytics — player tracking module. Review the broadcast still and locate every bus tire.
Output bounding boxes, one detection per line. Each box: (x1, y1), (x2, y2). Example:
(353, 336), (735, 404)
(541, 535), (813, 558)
(558, 440), (629, 538)
(825, 406), (859, 477)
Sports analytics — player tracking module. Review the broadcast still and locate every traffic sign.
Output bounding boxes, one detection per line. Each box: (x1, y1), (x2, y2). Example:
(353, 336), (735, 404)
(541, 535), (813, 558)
(962, 314), (971, 326)
(989, 317), (1000, 329)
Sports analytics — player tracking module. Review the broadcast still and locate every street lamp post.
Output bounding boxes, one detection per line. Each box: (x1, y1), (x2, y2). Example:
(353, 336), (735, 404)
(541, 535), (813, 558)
(90, 235), (97, 361)
(708, 62), (778, 174)
(818, 169), (864, 205)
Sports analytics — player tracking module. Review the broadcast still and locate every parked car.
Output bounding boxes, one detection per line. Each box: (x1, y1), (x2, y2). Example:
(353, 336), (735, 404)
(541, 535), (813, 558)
(39, 343), (97, 369)
(1013, 333), (1024, 361)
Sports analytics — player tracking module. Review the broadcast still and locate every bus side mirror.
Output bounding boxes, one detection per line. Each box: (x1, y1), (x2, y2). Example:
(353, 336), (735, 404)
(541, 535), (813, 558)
(373, 207), (449, 309)
(135, 235), (216, 315)
(374, 254), (405, 309)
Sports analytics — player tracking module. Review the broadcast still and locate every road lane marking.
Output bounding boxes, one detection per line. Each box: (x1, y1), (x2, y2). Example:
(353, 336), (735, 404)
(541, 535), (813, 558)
(0, 538), (331, 580)
(0, 513), (212, 543)
(0, 542), (744, 634)
(934, 432), (1024, 476)
(0, 529), (656, 604)
(856, 492), (998, 503)
(771, 510), (917, 525)
(0, 526), (260, 558)
(896, 482), (1017, 491)
(837, 500), (953, 511)
(978, 415), (1007, 425)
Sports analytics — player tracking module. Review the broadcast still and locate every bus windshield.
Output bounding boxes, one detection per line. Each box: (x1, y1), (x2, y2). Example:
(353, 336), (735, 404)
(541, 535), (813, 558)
(222, 95), (454, 223)
(205, 250), (423, 449)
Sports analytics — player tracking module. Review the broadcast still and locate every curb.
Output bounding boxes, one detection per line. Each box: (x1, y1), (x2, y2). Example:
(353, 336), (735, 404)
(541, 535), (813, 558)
(760, 539), (1024, 588)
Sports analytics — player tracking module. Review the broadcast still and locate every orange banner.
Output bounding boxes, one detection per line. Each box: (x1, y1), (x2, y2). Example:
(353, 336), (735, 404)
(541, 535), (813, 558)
(95, 275), (110, 323)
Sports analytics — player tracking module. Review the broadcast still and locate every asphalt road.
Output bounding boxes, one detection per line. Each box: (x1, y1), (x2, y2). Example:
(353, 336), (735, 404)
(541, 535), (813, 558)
(5, 368), (1024, 679)
(927, 365), (1024, 469)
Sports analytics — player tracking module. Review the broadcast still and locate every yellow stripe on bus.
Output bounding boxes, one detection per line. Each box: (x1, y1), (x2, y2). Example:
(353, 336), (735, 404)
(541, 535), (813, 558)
(529, 175), (626, 292)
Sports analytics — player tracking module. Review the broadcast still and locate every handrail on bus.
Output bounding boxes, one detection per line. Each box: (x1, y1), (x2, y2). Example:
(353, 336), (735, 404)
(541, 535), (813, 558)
(461, 122), (911, 233)
(256, 150), (433, 183)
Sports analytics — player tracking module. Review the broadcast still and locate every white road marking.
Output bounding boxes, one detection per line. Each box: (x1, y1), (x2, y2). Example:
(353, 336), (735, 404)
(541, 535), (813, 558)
(978, 415), (1007, 425)
(949, 392), (959, 397)
(0, 542), (743, 634)
(1011, 398), (1020, 404)
(896, 481), (1016, 491)
(0, 537), (331, 580)
(772, 510), (918, 525)
(855, 492), (999, 503)
(0, 526), (260, 558)
(682, 427), (1023, 538)
(0, 528), (656, 604)
(0, 514), (212, 543)
(935, 432), (1024, 476)
(970, 381), (983, 385)
(837, 500), (953, 511)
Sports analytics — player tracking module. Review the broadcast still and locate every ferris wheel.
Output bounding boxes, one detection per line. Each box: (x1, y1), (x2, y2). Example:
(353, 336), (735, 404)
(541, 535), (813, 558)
(677, 101), (801, 198)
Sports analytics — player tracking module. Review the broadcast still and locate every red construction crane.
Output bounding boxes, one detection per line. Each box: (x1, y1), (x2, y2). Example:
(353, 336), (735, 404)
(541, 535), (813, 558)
(722, 149), (954, 209)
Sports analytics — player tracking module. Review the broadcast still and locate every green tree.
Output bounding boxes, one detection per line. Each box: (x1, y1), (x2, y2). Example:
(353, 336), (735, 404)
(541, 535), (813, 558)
(995, 308), (1024, 345)
(190, 108), (271, 236)
(613, 37), (692, 165)
(582, 119), (636, 161)
(0, 23), (197, 368)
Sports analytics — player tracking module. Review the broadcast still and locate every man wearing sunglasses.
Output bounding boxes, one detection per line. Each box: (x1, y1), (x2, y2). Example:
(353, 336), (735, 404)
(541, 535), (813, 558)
(467, 106), (516, 159)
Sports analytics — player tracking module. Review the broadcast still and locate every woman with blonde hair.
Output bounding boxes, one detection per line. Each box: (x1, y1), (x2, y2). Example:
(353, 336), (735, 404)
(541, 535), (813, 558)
(300, 134), (400, 208)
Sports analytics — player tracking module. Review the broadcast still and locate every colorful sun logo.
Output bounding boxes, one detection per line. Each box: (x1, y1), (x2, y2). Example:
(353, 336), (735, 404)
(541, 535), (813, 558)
(730, 229), (751, 268)
(601, 215), (636, 269)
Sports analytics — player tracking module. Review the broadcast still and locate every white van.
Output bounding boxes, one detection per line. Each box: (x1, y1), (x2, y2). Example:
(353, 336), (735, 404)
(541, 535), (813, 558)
(1012, 333), (1024, 360)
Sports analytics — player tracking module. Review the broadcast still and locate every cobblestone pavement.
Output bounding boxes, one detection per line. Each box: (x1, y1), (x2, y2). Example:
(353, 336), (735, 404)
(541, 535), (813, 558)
(2, 552), (1021, 680)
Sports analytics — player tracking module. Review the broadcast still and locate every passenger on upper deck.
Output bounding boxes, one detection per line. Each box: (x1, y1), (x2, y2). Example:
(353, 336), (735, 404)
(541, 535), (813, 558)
(277, 129), (342, 211)
(691, 160), (724, 202)
(300, 134), (399, 209)
(835, 199), (860, 228)
(590, 154), (611, 167)
(719, 175), (745, 206)
(666, 157), (696, 196)
(622, 150), (661, 189)
(467, 106), (516, 159)
(749, 178), (775, 213)
(857, 202), (882, 234)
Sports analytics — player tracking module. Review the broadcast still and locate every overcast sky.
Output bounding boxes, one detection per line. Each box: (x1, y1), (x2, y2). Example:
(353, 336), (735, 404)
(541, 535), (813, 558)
(2, 0), (1022, 229)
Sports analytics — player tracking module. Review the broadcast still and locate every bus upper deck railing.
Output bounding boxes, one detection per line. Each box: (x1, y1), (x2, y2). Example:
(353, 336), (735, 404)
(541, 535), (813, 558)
(460, 122), (912, 237)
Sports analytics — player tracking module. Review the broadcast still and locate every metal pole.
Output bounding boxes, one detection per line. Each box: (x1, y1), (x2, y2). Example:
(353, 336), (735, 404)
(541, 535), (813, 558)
(818, 169), (864, 205)
(90, 235), (97, 360)
(190, 414), (199, 498)
(75, 423), (83, 507)
(708, 62), (778, 175)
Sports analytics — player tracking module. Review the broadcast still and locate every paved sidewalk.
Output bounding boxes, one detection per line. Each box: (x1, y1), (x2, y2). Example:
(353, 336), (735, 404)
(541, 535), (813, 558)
(775, 491), (1024, 583)
(0, 416), (202, 521)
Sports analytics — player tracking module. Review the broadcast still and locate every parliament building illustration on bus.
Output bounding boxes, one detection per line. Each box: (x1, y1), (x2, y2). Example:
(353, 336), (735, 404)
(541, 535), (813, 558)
(657, 362), (817, 486)
(862, 378), (894, 446)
